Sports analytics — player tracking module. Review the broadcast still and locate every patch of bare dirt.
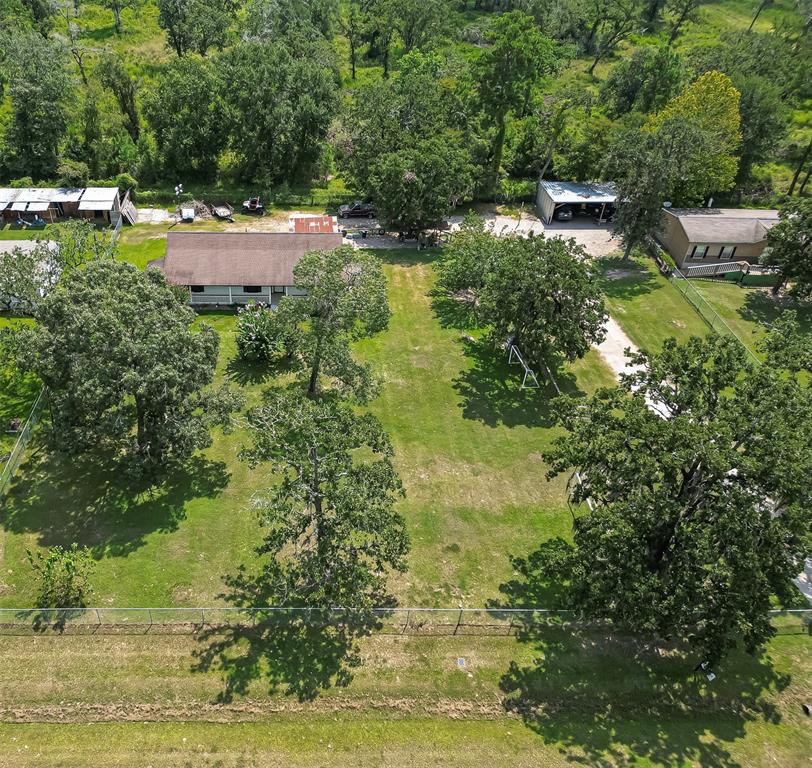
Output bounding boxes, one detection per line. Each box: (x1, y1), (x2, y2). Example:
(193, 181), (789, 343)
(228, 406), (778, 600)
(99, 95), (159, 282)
(0, 697), (509, 724)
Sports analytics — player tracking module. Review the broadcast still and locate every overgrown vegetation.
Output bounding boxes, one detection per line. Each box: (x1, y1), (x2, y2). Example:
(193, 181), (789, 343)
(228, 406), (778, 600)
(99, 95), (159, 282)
(0, 0), (809, 213)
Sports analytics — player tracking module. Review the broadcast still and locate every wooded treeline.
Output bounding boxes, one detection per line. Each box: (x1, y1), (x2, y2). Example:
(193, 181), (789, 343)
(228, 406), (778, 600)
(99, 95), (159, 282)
(0, 0), (810, 209)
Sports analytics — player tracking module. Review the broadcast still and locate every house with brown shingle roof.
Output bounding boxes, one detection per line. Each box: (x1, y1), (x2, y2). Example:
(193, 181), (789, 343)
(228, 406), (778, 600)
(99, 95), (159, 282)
(657, 208), (779, 269)
(149, 231), (343, 306)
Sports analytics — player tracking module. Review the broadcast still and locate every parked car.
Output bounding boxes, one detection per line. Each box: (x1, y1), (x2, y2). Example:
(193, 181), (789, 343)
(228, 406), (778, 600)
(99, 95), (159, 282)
(338, 201), (375, 218)
(554, 206), (573, 221)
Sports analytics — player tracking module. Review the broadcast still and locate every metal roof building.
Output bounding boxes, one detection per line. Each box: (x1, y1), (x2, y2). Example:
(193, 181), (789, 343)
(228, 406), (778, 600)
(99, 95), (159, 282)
(536, 180), (618, 223)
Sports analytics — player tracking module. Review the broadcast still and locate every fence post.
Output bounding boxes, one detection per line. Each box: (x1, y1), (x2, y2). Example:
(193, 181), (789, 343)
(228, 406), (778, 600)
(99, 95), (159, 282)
(507, 615), (514, 636)
(95, 608), (102, 626)
(402, 609), (410, 634)
(454, 608), (463, 636)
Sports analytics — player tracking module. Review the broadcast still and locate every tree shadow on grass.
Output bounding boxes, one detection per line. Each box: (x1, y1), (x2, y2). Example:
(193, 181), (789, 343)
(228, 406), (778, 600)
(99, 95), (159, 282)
(431, 292), (480, 331)
(598, 257), (662, 303)
(739, 290), (812, 334)
(1, 445), (230, 558)
(453, 337), (585, 429)
(192, 566), (378, 702)
(492, 545), (792, 768)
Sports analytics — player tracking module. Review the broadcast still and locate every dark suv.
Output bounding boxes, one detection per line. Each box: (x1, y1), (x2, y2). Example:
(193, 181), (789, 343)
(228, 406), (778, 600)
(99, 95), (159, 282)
(338, 201), (375, 218)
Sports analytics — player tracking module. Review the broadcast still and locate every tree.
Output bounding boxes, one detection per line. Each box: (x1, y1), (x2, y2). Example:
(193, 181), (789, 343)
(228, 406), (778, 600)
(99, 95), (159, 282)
(434, 214), (504, 315)
(101, 0), (143, 33)
(646, 71), (741, 204)
(762, 198), (812, 297)
(541, 331), (812, 663)
(477, 11), (560, 191)
(732, 74), (787, 184)
(599, 45), (682, 118)
(664, 0), (706, 44)
(338, 0), (363, 79)
(241, 390), (409, 613)
(97, 52), (140, 143)
(19, 261), (242, 470)
(340, 51), (474, 189)
(0, 241), (58, 313)
(362, 0), (397, 78)
(748, 0), (773, 31)
(143, 57), (226, 179)
(218, 41), (339, 183)
(605, 128), (673, 259)
(584, 0), (640, 75)
(0, 31), (70, 179)
(236, 302), (298, 363)
(280, 245), (389, 401)
(157, 0), (236, 56)
(393, 0), (450, 52)
(20, 0), (55, 36)
(788, 136), (812, 196)
(481, 235), (607, 367)
(367, 139), (474, 237)
(27, 544), (95, 609)
(243, 0), (338, 43)
(52, 219), (116, 270)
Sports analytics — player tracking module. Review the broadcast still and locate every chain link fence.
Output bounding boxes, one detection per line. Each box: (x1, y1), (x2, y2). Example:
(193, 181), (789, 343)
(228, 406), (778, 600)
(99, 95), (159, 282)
(0, 387), (45, 498)
(668, 266), (761, 365)
(0, 606), (808, 636)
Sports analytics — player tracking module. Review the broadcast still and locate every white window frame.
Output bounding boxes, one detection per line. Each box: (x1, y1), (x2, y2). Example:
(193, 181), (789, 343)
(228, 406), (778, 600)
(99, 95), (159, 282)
(691, 244), (709, 259)
(719, 245), (737, 260)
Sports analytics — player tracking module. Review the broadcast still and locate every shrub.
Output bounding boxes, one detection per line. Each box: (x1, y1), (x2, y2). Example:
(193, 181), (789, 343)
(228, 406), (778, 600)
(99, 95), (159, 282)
(114, 172), (138, 199)
(56, 159), (90, 187)
(27, 544), (95, 609)
(236, 302), (297, 363)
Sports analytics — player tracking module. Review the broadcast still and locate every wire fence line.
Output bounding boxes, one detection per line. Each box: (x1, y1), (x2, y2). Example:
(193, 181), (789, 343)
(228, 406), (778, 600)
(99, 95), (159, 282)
(0, 387), (46, 498)
(668, 267), (761, 365)
(0, 607), (808, 637)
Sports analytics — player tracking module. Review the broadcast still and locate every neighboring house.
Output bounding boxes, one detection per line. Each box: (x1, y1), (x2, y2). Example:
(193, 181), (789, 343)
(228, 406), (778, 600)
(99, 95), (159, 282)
(657, 208), (780, 269)
(0, 186), (137, 225)
(536, 180), (617, 224)
(151, 231), (344, 306)
(288, 214), (340, 234)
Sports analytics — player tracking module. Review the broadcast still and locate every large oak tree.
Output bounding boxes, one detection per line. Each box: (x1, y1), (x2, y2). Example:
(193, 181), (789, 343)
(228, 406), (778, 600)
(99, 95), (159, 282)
(541, 329), (812, 662)
(20, 261), (241, 471)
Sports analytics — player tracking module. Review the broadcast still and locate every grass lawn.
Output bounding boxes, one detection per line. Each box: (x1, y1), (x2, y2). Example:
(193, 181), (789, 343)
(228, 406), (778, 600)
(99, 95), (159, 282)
(0, 249), (615, 608)
(598, 254), (710, 351)
(691, 279), (812, 356)
(0, 622), (808, 767)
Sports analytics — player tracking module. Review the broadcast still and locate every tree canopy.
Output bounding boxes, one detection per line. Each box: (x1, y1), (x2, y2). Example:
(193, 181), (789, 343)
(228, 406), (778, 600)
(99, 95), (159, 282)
(277, 245), (390, 401)
(19, 261), (241, 471)
(540, 329), (812, 662)
(645, 71), (742, 204)
(481, 234), (607, 367)
(762, 198), (812, 298)
(242, 389), (409, 613)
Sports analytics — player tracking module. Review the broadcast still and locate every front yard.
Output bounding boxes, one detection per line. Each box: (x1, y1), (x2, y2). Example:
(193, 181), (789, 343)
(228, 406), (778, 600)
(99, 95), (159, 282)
(0, 249), (615, 608)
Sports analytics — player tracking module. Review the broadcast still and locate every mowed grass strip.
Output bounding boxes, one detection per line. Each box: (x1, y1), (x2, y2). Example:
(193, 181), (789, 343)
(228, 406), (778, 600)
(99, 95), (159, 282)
(0, 628), (808, 767)
(0, 250), (612, 607)
(598, 255), (710, 351)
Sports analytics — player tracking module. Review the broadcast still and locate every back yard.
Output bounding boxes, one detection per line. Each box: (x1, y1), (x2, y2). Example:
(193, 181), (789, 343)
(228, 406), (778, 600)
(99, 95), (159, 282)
(0, 227), (810, 767)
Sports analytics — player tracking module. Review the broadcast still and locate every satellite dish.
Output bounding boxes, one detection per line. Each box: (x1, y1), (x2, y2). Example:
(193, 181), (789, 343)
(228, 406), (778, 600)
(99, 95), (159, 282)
(663, 201), (672, 208)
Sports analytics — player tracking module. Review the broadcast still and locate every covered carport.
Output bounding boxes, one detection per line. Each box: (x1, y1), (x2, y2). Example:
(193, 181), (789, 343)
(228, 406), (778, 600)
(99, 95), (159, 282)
(536, 180), (617, 224)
